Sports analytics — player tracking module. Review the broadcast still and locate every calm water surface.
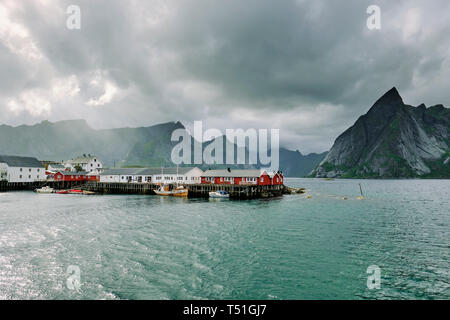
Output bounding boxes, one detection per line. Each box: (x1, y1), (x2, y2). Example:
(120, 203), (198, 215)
(0, 179), (449, 299)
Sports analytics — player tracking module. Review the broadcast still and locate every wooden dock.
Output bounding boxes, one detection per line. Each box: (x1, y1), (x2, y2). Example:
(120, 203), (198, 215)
(83, 182), (285, 199)
(0, 180), (91, 192)
(1, 180), (287, 199)
(0, 181), (39, 192)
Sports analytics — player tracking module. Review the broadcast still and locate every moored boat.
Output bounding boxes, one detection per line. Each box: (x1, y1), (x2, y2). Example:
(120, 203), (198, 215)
(35, 186), (54, 194)
(154, 166), (189, 197)
(209, 190), (229, 199)
(172, 185), (188, 198)
(154, 184), (172, 196)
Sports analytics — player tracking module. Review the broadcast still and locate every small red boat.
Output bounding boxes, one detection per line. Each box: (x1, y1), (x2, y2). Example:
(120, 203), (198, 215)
(69, 189), (83, 194)
(56, 190), (69, 194)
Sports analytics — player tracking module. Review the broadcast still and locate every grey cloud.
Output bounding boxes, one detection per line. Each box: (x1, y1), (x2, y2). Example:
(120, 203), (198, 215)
(0, 0), (449, 153)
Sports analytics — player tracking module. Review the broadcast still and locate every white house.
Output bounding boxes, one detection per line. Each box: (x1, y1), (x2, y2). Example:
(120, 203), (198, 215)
(0, 155), (46, 183)
(150, 167), (203, 185)
(99, 167), (203, 184)
(64, 154), (103, 173)
(99, 168), (144, 183)
(47, 163), (66, 173)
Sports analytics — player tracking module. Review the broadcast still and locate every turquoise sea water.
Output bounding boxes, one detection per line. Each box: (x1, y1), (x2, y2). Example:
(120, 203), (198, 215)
(0, 178), (449, 300)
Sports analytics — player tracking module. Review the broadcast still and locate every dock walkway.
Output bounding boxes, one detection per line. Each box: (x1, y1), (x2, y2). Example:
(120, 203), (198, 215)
(83, 182), (285, 199)
(1, 181), (287, 199)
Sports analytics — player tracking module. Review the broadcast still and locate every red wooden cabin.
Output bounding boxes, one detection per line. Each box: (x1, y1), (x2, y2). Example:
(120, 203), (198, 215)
(53, 171), (99, 182)
(201, 169), (282, 186)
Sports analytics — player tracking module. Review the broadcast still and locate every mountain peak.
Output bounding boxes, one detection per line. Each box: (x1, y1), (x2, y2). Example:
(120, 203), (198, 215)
(376, 87), (403, 105)
(367, 87), (404, 117)
(312, 88), (450, 178)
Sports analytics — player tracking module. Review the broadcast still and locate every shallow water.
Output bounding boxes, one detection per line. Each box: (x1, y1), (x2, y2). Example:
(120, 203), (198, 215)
(0, 178), (449, 299)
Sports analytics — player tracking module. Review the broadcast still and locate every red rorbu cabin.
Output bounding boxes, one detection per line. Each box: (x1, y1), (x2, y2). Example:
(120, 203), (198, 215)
(270, 172), (284, 185)
(201, 169), (283, 186)
(53, 171), (99, 182)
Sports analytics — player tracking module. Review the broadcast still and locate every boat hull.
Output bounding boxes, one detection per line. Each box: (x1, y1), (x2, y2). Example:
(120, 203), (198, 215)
(154, 187), (188, 197)
(36, 190), (54, 194)
(172, 190), (188, 197)
(154, 189), (172, 196)
(209, 191), (229, 199)
(35, 186), (54, 194)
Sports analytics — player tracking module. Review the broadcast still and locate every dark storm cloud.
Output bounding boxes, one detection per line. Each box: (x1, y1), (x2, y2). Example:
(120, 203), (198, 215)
(0, 0), (449, 152)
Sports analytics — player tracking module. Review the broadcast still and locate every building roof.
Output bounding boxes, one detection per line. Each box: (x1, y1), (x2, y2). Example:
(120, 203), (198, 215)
(100, 168), (144, 176)
(0, 155), (44, 168)
(66, 155), (98, 164)
(48, 164), (65, 169)
(202, 169), (262, 178)
(136, 168), (165, 175)
(150, 167), (201, 175)
(100, 167), (201, 176)
(265, 171), (282, 178)
(56, 171), (88, 176)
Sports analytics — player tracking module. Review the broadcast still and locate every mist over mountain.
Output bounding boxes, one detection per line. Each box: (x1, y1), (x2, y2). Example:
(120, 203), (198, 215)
(311, 88), (450, 178)
(0, 120), (323, 176)
(279, 149), (327, 178)
(4, 86), (448, 179)
(0, 120), (183, 167)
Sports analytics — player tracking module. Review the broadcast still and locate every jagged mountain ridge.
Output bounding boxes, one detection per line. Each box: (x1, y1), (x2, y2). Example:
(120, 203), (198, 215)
(0, 120), (324, 176)
(311, 87), (450, 178)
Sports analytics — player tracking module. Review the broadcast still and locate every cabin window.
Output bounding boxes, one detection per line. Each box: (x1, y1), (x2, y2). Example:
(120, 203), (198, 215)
(20, 168), (23, 172)
(28, 175), (31, 179)
(261, 178), (264, 182)
(37, 175), (39, 179)
(20, 175), (22, 179)
(29, 168), (32, 172)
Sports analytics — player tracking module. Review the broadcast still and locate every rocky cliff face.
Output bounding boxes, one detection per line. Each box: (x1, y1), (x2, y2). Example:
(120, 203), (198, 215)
(311, 87), (450, 178)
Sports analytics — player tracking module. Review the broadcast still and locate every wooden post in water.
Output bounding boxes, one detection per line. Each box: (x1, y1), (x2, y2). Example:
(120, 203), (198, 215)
(358, 183), (365, 200)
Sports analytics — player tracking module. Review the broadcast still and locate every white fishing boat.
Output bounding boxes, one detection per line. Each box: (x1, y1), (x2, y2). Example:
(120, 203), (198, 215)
(154, 166), (189, 197)
(209, 190), (229, 199)
(154, 184), (172, 196)
(35, 186), (54, 194)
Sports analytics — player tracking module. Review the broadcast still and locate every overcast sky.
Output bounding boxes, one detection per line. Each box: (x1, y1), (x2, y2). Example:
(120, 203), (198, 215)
(1, 0), (449, 153)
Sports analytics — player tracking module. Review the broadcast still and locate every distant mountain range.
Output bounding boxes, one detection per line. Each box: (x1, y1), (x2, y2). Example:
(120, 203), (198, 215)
(310, 88), (450, 178)
(0, 119), (325, 177)
(3, 87), (448, 178)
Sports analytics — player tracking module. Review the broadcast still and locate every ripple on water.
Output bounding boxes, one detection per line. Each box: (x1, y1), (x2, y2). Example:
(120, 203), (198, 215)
(0, 180), (449, 300)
